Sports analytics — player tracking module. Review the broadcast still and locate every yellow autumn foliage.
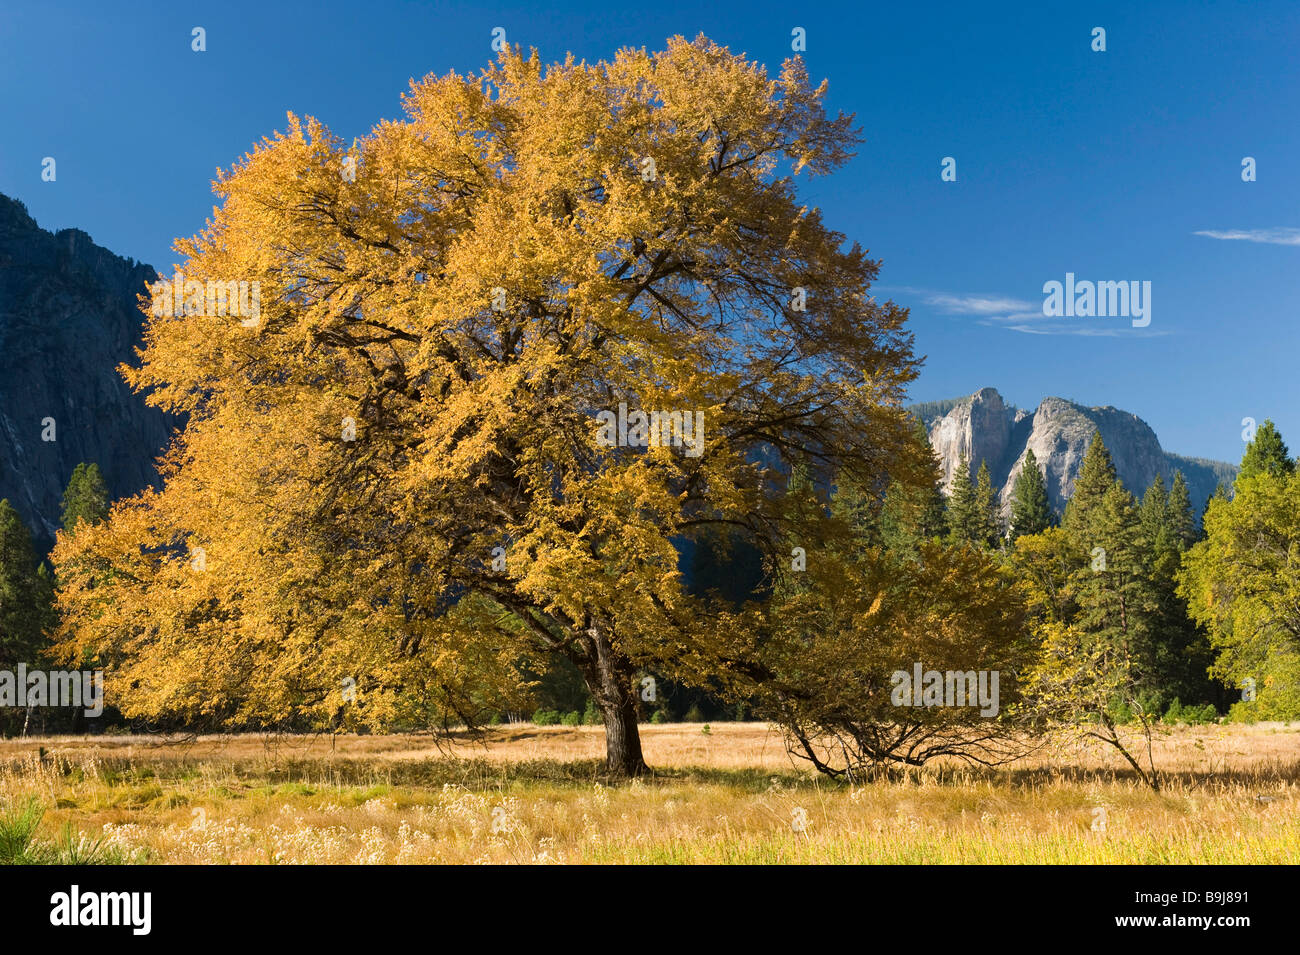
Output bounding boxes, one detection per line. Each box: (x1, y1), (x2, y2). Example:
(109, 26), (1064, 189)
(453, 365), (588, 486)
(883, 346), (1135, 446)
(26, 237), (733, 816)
(53, 36), (921, 773)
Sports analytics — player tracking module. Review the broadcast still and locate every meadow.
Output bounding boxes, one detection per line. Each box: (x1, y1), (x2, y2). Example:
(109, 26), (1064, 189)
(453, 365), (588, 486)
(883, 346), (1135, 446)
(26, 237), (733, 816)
(0, 722), (1296, 864)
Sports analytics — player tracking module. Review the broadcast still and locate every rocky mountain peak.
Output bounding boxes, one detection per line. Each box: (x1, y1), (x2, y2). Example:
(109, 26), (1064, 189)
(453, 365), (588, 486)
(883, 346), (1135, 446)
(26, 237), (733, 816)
(917, 388), (1235, 521)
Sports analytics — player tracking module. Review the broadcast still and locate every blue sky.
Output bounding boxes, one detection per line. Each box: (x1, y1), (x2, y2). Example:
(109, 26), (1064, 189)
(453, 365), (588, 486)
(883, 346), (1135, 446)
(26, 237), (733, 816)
(2, 0), (1296, 464)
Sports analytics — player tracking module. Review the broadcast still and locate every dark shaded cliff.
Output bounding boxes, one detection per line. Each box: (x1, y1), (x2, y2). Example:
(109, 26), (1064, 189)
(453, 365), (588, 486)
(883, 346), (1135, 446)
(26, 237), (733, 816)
(0, 193), (174, 549)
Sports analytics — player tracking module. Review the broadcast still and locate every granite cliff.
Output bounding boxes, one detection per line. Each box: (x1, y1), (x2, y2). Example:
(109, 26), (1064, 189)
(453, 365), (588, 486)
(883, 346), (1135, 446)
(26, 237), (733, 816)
(0, 193), (174, 549)
(916, 387), (1235, 520)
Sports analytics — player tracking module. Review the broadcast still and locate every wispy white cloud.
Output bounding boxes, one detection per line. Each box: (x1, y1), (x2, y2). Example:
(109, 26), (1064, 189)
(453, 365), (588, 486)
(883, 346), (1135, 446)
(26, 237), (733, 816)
(1003, 322), (1171, 338)
(975, 311), (1047, 326)
(1193, 227), (1300, 246)
(879, 285), (1168, 336)
(922, 293), (1038, 315)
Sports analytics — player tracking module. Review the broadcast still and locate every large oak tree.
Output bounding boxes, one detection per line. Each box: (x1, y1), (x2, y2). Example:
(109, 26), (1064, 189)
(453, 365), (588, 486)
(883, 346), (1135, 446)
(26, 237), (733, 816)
(53, 37), (921, 775)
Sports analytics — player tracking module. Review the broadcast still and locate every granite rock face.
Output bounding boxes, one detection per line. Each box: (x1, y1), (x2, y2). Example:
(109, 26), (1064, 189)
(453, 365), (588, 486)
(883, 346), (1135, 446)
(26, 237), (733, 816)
(919, 388), (1235, 521)
(927, 387), (1027, 493)
(0, 193), (175, 549)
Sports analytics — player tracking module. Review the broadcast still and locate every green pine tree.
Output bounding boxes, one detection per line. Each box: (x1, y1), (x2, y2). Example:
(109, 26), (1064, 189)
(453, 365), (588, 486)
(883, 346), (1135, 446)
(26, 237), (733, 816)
(856, 418), (947, 557)
(1166, 471), (1197, 550)
(945, 453), (980, 547)
(1140, 474), (1175, 575)
(1137, 473), (1216, 707)
(973, 460), (1001, 547)
(1063, 433), (1118, 536)
(0, 500), (52, 670)
(878, 476), (944, 555)
(60, 462), (110, 533)
(1140, 473), (1168, 535)
(830, 472), (880, 548)
(1067, 481), (1164, 712)
(1010, 449), (1052, 540)
(893, 418), (947, 542)
(1238, 420), (1293, 483)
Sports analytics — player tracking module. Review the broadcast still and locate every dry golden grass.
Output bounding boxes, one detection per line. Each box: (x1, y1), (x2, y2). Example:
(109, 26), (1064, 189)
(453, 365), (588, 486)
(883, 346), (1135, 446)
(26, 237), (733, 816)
(1, 722), (1297, 864)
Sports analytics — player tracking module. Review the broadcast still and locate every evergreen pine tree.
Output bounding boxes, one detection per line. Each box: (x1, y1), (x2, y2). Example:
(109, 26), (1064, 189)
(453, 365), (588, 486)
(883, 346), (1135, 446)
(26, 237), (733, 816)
(1034, 477), (1169, 789)
(1067, 482), (1164, 707)
(1140, 473), (1168, 537)
(869, 418), (947, 556)
(1166, 471), (1197, 550)
(1140, 474), (1175, 574)
(1140, 472), (1218, 709)
(830, 474), (880, 548)
(974, 460), (1000, 547)
(61, 462), (111, 533)
(1009, 449), (1052, 540)
(1063, 433), (1118, 536)
(907, 417), (948, 543)
(1238, 420), (1293, 483)
(1182, 451), (1300, 719)
(878, 476), (945, 554)
(0, 500), (49, 668)
(945, 453), (981, 546)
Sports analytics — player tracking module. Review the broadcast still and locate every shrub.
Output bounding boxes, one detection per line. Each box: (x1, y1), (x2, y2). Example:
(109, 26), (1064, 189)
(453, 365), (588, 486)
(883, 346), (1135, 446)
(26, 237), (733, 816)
(650, 710), (667, 724)
(0, 798), (125, 865)
(1164, 699), (1220, 725)
(1193, 703), (1220, 724)
(531, 709), (561, 726)
(0, 798), (44, 864)
(582, 700), (601, 725)
(683, 704), (705, 723)
(561, 711), (581, 726)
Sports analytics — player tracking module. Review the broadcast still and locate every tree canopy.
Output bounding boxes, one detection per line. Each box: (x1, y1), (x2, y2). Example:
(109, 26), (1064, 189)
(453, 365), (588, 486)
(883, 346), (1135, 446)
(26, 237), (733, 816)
(1181, 426), (1300, 719)
(52, 37), (924, 774)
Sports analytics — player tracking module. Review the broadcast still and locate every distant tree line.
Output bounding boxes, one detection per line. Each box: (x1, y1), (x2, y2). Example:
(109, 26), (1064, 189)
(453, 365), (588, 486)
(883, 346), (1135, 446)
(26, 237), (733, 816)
(0, 464), (109, 735)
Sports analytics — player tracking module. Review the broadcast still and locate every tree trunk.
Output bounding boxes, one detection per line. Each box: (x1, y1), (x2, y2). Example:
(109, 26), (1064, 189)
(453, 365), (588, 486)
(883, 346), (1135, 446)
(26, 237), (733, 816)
(577, 628), (647, 777)
(599, 682), (647, 778)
